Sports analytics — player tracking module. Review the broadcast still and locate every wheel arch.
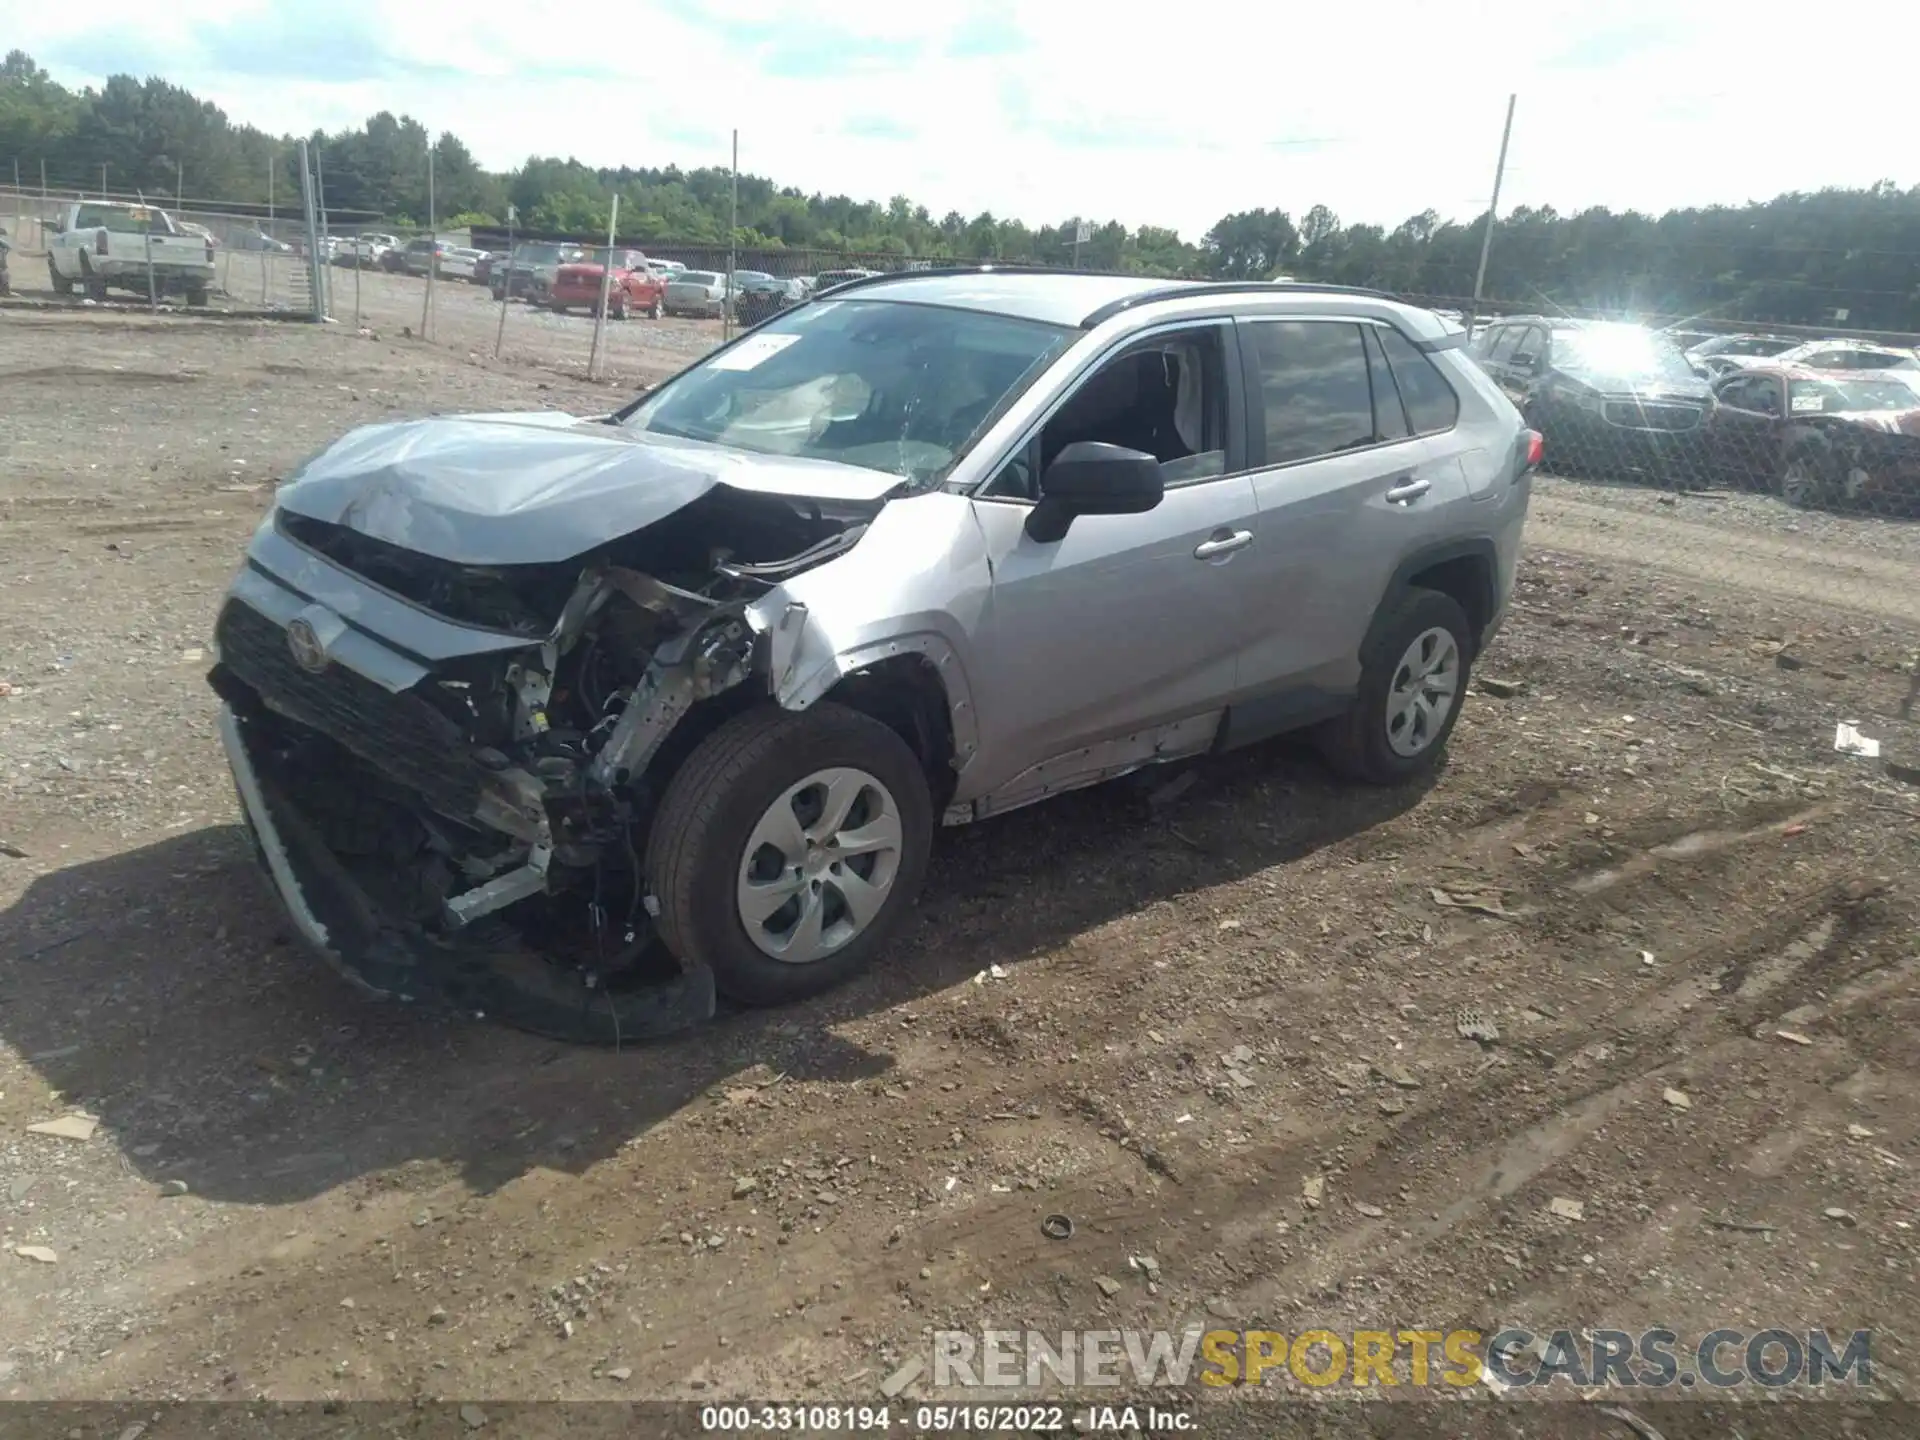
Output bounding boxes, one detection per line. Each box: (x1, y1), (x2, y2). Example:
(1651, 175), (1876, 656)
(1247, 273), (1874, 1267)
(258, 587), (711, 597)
(773, 632), (978, 806)
(1368, 539), (1499, 658)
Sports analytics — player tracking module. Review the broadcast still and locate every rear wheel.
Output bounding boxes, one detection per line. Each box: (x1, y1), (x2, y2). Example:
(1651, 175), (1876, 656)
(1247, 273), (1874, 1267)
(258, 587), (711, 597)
(1778, 438), (1840, 509)
(647, 703), (933, 1006)
(49, 260), (73, 296)
(609, 294), (628, 321)
(186, 286), (210, 308)
(1317, 587), (1475, 785)
(648, 297), (664, 319)
(549, 300), (566, 314)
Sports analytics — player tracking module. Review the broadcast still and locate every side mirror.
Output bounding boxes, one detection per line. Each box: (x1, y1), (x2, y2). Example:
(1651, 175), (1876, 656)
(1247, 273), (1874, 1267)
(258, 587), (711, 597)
(1025, 441), (1165, 543)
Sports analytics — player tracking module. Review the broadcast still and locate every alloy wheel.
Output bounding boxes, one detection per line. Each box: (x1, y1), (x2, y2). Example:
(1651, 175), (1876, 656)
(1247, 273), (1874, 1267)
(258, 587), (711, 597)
(1385, 626), (1461, 758)
(736, 767), (904, 964)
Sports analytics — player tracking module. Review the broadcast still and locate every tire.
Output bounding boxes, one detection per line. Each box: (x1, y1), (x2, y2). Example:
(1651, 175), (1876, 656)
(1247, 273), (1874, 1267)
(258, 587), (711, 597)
(648, 298), (664, 319)
(550, 300), (566, 314)
(1316, 587), (1476, 785)
(49, 260), (73, 296)
(610, 296), (628, 321)
(647, 702), (933, 1006)
(186, 286), (210, 308)
(1778, 437), (1839, 510)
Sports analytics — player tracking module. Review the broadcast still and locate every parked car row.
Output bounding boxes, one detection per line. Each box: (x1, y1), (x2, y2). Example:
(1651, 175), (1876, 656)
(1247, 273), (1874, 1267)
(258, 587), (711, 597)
(1469, 315), (1920, 510)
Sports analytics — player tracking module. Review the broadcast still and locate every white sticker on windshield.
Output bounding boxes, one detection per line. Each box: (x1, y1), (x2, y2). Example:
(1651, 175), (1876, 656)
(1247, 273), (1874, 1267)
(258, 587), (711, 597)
(708, 333), (802, 371)
(1790, 393), (1825, 413)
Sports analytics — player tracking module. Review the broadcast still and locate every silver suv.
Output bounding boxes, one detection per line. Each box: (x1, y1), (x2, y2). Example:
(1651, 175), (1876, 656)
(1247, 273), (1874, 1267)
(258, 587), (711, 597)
(206, 270), (1538, 1041)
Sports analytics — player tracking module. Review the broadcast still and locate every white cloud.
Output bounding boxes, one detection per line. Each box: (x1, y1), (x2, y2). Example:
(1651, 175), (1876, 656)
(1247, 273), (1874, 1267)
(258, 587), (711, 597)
(12, 0), (1916, 238)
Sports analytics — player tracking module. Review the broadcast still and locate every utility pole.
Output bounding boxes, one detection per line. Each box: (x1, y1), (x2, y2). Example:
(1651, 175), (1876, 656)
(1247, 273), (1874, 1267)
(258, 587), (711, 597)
(39, 159), (46, 198)
(101, 162), (108, 197)
(494, 203), (516, 359)
(589, 193), (621, 381)
(314, 145), (333, 317)
(296, 139), (325, 322)
(1469, 94), (1517, 328)
(176, 158), (184, 212)
(723, 129), (738, 344)
(419, 144), (436, 340)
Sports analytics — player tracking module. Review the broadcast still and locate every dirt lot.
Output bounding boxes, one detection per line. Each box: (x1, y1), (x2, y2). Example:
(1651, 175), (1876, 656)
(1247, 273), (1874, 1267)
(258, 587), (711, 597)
(2, 310), (1919, 1428)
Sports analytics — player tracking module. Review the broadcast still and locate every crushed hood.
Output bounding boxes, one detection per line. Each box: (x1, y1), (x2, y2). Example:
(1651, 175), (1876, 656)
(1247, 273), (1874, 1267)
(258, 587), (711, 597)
(275, 411), (903, 564)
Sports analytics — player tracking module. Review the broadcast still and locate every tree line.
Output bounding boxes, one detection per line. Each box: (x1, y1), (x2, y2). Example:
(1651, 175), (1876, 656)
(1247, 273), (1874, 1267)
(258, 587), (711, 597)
(6, 49), (1919, 329)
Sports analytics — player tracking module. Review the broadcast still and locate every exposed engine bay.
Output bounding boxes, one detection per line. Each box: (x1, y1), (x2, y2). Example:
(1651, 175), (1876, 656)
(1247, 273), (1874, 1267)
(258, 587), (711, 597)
(209, 483), (879, 1036)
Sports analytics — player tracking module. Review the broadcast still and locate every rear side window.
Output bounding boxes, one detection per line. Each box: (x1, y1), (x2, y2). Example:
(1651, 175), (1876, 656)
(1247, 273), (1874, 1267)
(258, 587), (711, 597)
(1375, 325), (1461, 434)
(1362, 328), (1410, 442)
(1485, 327), (1522, 366)
(1243, 320), (1376, 466)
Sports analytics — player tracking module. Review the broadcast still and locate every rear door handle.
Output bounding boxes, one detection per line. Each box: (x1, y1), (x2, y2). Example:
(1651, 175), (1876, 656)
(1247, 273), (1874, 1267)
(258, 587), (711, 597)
(1385, 477), (1431, 504)
(1194, 529), (1253, 560)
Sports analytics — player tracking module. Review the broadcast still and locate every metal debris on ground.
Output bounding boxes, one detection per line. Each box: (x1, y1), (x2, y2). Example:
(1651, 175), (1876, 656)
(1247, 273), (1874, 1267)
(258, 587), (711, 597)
(1704, 1214), (1774, 1234)
(1094, 1276), (1121, 1297)
(1549, 1196), (1586, 1221)
(1823, 1207), (1859, 1227)
(1775, 1030), (1816, 1046)
(1661, 1087), (1692, 1110)
(1301, 1177), (1325, 1209)
(13, 1245), (57, 1264)
(1455, 1006), (1500, 1044)
(1478, 677), (1527, 698)
(1833, 722), (1881, 758)
(1430, 886), (1517, 919)
(1353, 1202), (1385, 1218)
(1595, 1404), (1669, 1440)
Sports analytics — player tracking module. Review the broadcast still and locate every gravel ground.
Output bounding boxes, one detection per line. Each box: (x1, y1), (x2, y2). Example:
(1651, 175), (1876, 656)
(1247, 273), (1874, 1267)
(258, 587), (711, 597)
(2, 311), (1919, 1430)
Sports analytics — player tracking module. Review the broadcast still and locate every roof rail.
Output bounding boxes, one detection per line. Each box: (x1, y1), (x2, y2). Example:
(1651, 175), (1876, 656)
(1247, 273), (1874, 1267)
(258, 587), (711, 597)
(812, 264), (1088, 299)
(1078, 280), (1396, 329)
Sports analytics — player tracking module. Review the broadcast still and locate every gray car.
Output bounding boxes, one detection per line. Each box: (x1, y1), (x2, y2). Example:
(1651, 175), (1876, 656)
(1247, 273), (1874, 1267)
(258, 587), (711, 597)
(205, 270), (1537, 1042)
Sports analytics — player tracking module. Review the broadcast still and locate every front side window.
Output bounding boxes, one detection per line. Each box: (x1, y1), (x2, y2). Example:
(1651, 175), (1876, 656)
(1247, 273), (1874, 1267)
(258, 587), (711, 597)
(624, 298), (1074, 487)
(1485, 327), (1523, 366)
(1244, 320), (1377, 466)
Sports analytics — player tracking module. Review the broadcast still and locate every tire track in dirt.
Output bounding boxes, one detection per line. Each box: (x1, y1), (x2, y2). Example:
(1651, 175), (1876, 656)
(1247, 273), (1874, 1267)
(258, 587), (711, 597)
(1528, 492), (1920, 624)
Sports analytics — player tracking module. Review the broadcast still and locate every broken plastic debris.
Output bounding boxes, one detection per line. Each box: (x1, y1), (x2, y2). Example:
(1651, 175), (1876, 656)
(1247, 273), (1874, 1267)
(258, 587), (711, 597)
(27, 1114), (98, 1142)
(1834, 722), (1881, 759)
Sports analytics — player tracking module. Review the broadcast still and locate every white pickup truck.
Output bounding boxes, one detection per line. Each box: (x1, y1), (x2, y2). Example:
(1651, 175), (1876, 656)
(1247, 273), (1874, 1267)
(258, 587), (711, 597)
(48, 201), (216, 304)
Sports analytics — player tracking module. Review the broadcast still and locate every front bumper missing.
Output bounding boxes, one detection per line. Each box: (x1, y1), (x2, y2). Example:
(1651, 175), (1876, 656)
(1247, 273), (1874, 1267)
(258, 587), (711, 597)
(217, 703), (716, 1044)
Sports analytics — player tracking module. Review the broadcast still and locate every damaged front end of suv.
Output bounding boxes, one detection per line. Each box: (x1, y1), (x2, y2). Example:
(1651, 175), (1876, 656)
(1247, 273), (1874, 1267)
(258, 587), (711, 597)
(207, 406), (932, 1043)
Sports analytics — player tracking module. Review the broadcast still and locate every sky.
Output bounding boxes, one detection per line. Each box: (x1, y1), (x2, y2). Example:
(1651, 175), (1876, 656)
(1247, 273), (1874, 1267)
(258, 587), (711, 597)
(8, 0), (1915, 239)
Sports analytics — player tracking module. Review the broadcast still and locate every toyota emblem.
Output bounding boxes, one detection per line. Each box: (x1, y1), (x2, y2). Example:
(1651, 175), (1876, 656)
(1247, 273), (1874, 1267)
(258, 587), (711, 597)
(285, 617), (330, 674)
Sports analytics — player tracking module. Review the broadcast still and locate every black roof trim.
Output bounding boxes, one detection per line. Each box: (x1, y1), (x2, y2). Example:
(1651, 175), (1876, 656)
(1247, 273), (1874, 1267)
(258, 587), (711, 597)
(1417, 330), (1469, 354)
(1079, 280), (1394, 329)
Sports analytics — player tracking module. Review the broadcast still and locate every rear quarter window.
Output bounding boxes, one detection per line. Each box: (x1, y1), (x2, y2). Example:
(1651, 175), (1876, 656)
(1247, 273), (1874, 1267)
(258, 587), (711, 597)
(1375, 325), (1461, 434)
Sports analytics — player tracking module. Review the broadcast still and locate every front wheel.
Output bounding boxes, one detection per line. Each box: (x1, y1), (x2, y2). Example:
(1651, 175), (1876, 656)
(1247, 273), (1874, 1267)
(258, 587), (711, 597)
(648, 297), (664, 319)
(186, 286), (210, 308)
(49, 260), (73, 296)
(1778, 440), (1840, 509)
(549, 300), (566, 314)
(1316, 587), (1475, 785)
(647, 703), (933, 1006)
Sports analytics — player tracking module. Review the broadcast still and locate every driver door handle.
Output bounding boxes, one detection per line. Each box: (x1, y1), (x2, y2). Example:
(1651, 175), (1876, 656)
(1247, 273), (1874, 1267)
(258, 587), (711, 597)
(1385, 477), (1431, 504)
(1194, 529), (1253, 560)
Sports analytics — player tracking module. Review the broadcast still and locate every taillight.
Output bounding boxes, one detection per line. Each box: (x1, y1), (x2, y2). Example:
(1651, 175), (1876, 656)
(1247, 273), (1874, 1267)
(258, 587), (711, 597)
(1525, 430), (1545, 469)
(205, 241), (215, 263)
(96, 231), (109, 255)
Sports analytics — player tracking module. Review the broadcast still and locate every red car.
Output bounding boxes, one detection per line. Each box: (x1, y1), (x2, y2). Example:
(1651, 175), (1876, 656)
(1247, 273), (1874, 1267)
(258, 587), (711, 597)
(548, 248), (667, 319)
(1704, 363), (1920, 509)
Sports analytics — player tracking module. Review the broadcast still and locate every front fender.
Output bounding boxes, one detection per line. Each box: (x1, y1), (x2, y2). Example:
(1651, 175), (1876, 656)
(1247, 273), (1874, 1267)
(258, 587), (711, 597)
(747, 489), (992, 778)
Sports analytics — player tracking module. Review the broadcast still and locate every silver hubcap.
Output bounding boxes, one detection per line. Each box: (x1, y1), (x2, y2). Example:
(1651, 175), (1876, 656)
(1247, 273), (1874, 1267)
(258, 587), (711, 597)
(736, 767), (903, 964)
(1386, 627), (1461, 757)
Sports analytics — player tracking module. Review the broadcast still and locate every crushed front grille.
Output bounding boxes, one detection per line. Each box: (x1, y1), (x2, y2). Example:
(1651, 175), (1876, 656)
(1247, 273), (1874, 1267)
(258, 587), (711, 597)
(1604, 400), (1703, 432)
(215, 598), (487, 820)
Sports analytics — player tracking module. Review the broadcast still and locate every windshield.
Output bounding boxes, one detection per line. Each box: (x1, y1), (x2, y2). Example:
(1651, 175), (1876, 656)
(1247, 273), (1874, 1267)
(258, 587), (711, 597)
(678, 271), (718, 285)
(513, 243), (573, 265)
(624, 298), (1074, 485)
(1789, 377), (1920, 414)
(1556, 327), (1697, 383)
(75, 204), (177, 236)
